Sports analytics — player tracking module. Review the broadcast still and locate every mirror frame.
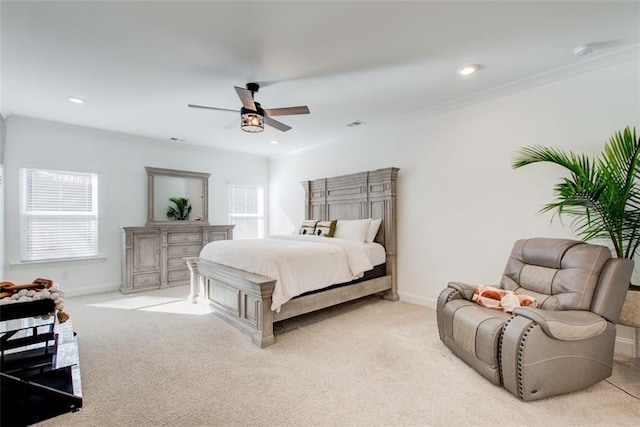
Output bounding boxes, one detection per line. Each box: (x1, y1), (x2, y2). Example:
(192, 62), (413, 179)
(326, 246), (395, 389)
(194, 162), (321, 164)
(145, 166), (210, 225)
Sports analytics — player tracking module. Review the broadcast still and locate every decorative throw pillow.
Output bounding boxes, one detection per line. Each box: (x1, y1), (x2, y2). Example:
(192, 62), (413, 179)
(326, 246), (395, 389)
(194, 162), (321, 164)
(334, 218), (372, 243)
(366, 218), (382, 243)
(299, 220), (318, 235)
(315, 220), (337, 237)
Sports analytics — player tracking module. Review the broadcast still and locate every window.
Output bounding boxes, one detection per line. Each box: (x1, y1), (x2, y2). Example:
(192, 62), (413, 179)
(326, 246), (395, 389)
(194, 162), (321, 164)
(228, 185), (264, 239)
(20, 168), (98, 261)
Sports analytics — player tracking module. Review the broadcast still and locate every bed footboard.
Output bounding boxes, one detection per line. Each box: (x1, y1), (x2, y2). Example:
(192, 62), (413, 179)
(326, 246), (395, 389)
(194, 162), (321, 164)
(185, 257), (277, 348)
(186, 256), (393, 348)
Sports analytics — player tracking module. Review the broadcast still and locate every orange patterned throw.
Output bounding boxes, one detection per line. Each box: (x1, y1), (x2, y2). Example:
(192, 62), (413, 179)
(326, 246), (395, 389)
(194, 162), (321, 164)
(472, 285), (538, 313)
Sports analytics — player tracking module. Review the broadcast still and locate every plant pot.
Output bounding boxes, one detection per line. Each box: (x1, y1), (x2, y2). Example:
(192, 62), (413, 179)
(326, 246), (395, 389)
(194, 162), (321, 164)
(619, 285), (640, 328)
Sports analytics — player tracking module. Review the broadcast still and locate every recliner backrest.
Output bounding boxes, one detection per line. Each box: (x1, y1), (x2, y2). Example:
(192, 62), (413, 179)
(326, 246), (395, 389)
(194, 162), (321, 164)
(500, 238), (611, 311)
(590, 257), (634, 323)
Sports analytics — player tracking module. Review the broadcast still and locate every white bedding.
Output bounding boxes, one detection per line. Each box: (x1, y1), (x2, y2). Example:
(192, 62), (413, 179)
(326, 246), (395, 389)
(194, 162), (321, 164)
(198, 235), (380, 311)
(361, 242), (386, 267)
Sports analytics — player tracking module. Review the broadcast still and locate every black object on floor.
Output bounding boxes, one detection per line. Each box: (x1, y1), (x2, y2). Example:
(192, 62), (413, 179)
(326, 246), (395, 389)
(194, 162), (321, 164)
(1, 300), (82, 426)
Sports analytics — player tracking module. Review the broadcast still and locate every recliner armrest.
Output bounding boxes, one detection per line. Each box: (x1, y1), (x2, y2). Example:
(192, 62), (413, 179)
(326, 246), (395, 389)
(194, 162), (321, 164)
(512, 307), (608, 341)
(447, 281), (480, 301)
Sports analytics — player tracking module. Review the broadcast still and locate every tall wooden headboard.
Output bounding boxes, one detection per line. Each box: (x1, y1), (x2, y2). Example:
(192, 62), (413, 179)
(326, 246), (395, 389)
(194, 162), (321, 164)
(301, 167), (400, 298)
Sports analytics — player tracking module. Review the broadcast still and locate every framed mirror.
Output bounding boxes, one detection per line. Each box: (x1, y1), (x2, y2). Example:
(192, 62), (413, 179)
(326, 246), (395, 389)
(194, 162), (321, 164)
(145, 166), (210, 225)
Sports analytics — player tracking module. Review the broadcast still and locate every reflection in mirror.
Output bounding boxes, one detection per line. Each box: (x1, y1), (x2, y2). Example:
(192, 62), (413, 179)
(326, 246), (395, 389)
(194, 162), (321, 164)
(145, 167), (210, 225)
(153, 175), (204, 221)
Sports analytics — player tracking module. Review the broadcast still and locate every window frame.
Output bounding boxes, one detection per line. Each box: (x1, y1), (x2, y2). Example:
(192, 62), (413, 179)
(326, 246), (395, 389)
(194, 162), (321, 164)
(227, 184), (264, 240)
(19, 167), (99, 262)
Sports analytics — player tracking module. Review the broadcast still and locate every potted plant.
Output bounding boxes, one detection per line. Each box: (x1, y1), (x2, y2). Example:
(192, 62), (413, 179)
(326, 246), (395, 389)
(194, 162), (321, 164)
(512, 126), (640, 328)
(166, 197), (192, 221)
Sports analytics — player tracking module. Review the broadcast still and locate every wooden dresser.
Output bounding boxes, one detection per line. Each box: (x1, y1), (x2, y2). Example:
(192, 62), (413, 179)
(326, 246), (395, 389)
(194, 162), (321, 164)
(121, 224), (234, 293)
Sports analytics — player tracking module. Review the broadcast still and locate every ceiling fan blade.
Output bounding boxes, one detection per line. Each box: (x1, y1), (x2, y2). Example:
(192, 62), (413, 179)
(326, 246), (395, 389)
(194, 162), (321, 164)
(188, 104), (239, 113)
(265, 116), (292, 132)
(263, 106), (310, 116)
(234, 86), (256, 110)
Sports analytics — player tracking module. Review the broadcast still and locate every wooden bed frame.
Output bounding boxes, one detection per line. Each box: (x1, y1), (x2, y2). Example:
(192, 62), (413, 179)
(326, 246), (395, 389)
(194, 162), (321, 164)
(185, 167), (399, 348)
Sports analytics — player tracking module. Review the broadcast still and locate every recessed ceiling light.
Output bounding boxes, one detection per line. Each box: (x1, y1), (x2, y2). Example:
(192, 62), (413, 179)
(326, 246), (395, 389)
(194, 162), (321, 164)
(573, 43), (596, 56)
(270, 140), (279, 145)
(68, 96), (85, 104)
(456, 64), (479, 76)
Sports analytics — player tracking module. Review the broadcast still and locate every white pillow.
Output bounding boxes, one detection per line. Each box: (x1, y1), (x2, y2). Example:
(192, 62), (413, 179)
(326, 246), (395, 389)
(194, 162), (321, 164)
(334, 219), (372, 243)
(366, 218), (382, 243)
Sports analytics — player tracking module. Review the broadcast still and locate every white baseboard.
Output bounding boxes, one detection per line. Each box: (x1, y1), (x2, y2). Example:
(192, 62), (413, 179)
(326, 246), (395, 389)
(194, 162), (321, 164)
(399, 291), (437, 309)
(615, 336), (638, 358)
(62, 282), (120, 298)
(615, 324), (639, 358)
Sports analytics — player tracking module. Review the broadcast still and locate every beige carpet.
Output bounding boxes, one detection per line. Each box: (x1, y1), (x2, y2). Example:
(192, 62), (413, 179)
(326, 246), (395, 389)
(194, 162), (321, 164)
(35, 286), (640, 426)
(610, 356), (640, 399)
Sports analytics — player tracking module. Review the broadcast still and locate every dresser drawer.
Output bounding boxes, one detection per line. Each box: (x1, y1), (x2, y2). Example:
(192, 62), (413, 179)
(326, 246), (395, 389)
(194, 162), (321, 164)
(168, 244), (201, 257)
(122, 225), (233, 294)
(168, 232), (202, 244)
(168, 269), (190, 281)
(168, 257), (189, 270)
(133, 272), (160, 289)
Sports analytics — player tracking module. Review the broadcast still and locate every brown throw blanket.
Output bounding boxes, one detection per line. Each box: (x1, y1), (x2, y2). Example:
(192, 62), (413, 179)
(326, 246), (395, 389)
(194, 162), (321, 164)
(472, 285), (538, 313)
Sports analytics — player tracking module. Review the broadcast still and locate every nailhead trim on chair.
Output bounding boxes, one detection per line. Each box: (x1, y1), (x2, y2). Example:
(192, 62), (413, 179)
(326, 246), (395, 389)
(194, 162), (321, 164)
(446, 289), (460, 303)
(516, 323), (539, 400)
(498, 315), (516, 385)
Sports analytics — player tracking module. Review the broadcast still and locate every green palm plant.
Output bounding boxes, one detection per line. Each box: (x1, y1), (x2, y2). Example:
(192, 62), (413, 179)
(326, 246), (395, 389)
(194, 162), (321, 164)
(512, 126), (640, 264)
(166, 197), (192, 221)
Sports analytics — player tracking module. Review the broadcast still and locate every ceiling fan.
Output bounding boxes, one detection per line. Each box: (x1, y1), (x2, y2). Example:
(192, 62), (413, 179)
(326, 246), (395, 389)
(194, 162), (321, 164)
(188, 83), (310, 133)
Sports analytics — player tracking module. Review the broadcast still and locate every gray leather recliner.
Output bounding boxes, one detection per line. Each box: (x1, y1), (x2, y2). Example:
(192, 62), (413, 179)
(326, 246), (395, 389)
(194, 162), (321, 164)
(437, 238), (633, 401)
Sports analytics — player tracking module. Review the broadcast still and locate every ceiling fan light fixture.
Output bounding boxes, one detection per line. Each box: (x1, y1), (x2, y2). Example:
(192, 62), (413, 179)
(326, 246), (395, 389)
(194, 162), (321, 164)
(189, 83), (308, 133)
(240, 106), (264, 133)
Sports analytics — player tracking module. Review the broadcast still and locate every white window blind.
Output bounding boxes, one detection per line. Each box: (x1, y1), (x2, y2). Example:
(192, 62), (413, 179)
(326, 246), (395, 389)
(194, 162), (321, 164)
(228, 185), (264, 240)
(20, 168), (98, 261)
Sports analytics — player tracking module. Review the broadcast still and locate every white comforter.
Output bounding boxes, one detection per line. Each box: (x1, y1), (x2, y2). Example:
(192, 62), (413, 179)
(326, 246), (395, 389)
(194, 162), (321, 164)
(198, 235), (374, 311)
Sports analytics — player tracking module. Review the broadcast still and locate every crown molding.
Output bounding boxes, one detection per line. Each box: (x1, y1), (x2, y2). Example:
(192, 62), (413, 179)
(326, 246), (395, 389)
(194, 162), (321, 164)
(394, 44), (640, 125)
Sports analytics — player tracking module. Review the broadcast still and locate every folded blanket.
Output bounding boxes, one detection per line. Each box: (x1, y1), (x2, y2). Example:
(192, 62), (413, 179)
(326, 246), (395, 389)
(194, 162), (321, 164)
(472, 285), (538, 313)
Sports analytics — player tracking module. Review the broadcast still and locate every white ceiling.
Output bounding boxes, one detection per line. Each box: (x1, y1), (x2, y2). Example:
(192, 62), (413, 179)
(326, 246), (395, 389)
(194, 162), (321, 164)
(2, 1), (639, 157)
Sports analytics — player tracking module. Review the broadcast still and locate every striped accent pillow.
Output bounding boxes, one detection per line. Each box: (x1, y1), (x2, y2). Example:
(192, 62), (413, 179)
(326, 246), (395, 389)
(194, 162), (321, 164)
(299, 220), (318, 235)
(315, 220), (337, 237)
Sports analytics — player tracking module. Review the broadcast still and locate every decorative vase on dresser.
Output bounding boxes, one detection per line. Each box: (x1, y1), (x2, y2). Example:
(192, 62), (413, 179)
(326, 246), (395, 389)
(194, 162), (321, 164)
(121, 224), (234, 293)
